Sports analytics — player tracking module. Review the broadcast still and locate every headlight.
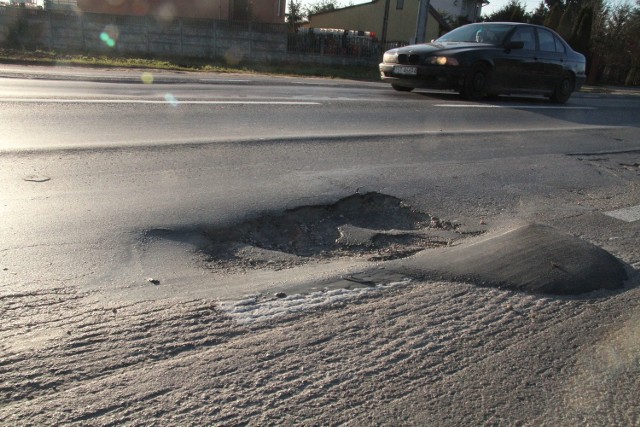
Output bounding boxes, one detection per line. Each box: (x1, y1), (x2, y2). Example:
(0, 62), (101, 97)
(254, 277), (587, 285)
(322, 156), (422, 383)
(426, 56), (459, 66)
(383, 50), (398, 64)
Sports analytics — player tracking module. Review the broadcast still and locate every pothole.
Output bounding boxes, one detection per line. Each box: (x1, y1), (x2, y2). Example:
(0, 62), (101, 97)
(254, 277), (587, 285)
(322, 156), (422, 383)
(136, 194), (632, 298)
(133, 192), (479, 300)
(196, 192), (469, 274)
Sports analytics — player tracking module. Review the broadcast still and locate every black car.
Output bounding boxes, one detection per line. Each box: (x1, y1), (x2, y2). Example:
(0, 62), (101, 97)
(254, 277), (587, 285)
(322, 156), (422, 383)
(379, 22), (587, 103)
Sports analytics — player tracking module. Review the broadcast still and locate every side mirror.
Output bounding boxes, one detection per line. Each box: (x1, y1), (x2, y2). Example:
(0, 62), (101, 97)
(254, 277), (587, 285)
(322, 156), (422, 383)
(504, 41), (524, 51)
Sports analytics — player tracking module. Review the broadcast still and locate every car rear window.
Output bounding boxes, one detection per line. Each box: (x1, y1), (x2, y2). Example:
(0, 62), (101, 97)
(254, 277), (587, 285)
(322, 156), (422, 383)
(510, 27), (536, 50)
(538, 29), (557, 52)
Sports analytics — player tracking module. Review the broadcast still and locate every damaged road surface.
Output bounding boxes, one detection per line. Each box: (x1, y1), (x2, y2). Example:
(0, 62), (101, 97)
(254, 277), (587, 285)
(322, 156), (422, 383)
(2, 73), (640, 426)
(143, 192), (464, 275)
(140, 193), (630, 303)
(2, 183), (638, 426)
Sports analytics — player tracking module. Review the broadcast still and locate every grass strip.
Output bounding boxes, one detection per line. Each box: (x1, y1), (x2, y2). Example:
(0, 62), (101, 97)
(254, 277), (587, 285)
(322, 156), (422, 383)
(0, 49), (381, 82)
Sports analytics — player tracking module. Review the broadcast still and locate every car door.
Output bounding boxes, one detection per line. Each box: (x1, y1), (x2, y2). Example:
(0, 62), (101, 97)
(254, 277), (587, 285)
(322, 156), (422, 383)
(497, 26), (541, 92)
(535, 28), (566, 92)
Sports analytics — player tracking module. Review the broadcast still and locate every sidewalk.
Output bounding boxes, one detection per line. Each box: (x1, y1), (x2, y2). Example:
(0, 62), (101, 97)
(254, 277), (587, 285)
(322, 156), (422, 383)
(580, 85), (640, 95)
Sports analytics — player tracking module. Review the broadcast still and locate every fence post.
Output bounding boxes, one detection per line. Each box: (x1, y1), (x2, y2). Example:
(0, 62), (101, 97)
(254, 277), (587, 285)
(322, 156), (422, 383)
(145, 15), (149, 53)
(249, 21), (253, 58)
(179, 18), (183, 56)
(80, 13), (86, 51)
(48, 9), (54, 50)
(211, 20), (217, 59)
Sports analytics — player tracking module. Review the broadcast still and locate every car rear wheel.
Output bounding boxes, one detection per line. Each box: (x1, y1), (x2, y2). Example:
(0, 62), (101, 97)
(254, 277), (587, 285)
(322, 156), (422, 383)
(550, 74), (574, 104)
(391, 84), (414, 92)
(461, 63), (491, 101)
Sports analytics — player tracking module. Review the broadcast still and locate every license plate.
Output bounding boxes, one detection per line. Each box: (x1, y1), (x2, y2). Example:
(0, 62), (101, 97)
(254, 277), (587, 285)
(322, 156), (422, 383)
(394, 66), (417, 76)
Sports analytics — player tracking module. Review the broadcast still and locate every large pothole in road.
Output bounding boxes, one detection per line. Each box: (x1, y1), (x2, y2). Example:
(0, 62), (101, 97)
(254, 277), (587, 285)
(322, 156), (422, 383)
(139, 193), (632, 298)
(198, 192), (467, 274)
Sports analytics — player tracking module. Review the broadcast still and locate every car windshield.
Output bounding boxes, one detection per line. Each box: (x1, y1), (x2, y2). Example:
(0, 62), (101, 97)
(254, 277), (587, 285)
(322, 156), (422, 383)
(435, 23), (515, 45)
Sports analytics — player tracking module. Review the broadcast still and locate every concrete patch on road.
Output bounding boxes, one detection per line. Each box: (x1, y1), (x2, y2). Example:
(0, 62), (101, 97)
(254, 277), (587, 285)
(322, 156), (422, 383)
(572, 151), (640, 221)
(392, 223), (630, 295)
(605, 205), (640, 222)
(218, 277), (411, 324)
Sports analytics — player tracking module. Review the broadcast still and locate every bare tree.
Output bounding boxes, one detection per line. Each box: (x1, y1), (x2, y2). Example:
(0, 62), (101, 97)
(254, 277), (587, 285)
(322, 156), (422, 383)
(306, 0), (345, 16)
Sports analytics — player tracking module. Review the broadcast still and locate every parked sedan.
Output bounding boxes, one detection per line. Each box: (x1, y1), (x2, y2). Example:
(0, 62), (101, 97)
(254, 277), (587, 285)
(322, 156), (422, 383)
(379, 22), (587, 103)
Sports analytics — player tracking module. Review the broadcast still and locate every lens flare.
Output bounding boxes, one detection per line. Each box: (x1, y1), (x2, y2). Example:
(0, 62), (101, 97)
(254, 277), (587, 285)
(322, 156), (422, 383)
(156, 2), (177, 22)
(141, 72), (154, 84)
(100, 32), (115, 48)
(224, 50), (244, 66)
(100, 25), (119, 48)
(164, 93), (179, 107)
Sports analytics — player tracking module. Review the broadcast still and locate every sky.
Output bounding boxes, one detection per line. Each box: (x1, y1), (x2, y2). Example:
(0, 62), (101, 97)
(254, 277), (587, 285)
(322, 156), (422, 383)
(295, 0), (540, 18)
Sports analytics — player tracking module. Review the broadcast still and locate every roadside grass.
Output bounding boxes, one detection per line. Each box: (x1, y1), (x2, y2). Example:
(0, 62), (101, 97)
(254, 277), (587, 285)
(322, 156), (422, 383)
(0, 48), (381, 82)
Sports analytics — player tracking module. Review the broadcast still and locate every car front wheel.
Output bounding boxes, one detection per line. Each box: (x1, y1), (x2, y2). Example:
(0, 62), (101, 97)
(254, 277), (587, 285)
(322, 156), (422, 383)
(550, 74), (574, 104)
(461, 63), (491, 101)
(391, 84), (414, 92)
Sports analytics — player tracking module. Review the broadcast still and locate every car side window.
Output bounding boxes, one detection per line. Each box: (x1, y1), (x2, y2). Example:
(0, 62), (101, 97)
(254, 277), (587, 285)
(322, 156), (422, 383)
(554, 35), (566, 53)
(538, 29), (556, 52)
(510, 27), (536, 50)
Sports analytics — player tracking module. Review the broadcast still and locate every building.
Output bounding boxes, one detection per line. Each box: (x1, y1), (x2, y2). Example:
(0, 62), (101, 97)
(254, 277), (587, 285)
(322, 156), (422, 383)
(308, 0), (484, 44)
(76, 0), (286, 23)
(3, 0), (41, 7)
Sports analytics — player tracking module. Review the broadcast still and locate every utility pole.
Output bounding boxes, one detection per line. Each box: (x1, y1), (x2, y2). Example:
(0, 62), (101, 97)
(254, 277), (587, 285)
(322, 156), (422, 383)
(415, 0), (430, 44)
(381, 0), (391, 45)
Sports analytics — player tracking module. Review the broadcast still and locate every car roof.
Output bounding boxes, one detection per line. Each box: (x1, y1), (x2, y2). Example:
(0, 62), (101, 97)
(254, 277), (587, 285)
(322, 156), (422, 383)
(474, 22), (544, 30)
(472, 22), (562, 35)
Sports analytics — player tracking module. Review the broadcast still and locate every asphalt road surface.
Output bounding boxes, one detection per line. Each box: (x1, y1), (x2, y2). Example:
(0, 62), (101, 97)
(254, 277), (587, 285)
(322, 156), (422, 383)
(0, 66), (638, 151)
(1, 65), (639, 426)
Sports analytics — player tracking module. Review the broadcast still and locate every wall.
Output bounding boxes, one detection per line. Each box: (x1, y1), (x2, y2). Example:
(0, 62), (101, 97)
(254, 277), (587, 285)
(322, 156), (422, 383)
(0, 7), (383, 67)
(247, 0), (286, 25)
(308, 0), (440, 44)
(308, 1), (385, 36)
(386, 1), (441, 42)
(0, 7), (288, 62)
(75, 0), (286, 24)
(76, 0), (230, 19)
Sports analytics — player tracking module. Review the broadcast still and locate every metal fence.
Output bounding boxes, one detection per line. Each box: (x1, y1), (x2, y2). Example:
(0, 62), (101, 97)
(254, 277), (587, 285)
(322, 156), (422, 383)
(287, 29), (409, 59)
(599, 65), (640, 86)
(381, 40), (410, 51)
(44, 0), (76, 9)
(287, 32), (378, 58)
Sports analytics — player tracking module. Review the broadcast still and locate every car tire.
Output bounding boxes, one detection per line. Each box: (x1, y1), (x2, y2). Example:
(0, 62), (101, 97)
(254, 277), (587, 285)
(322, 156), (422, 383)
(461, 63), (491, 101)
(550, 74), (574, 104)
(391, 84), (414, 92)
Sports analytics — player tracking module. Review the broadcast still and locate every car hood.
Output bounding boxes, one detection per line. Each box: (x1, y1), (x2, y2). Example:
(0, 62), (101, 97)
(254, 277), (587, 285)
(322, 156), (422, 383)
(391, 42), (492, 56)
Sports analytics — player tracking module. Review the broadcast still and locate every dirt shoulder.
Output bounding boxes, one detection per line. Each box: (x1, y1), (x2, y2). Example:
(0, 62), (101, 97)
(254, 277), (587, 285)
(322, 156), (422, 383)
(1, 276), (639, 426)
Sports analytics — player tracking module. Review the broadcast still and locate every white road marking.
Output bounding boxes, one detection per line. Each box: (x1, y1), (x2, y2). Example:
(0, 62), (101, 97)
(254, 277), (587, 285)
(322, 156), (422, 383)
(434, 104), (596, 110)
(605, 205), (640, 222)
(198, 79), (251, 84)
(0, 98), (320, 105)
